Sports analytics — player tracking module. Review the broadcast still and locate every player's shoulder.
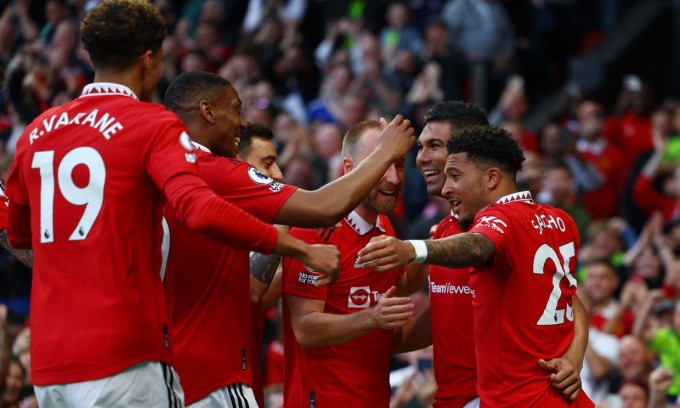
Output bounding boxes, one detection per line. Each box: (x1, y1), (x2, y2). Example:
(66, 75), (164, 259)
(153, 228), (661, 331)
(288, 224), (340, 244)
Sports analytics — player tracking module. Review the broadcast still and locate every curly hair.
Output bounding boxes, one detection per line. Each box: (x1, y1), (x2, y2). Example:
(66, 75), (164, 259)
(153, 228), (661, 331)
(447, 126), (525, 175)
(81, 0), (165, 71)
(423, 101), (489, 132)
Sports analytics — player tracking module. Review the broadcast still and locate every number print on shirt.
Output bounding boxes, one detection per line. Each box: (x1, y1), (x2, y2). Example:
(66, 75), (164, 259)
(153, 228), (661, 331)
(533, 242), (577, 326)
(32, 147), (105, 243)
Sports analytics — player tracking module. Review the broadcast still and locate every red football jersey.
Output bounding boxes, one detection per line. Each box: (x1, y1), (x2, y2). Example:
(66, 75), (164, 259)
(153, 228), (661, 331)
(4, 83), (278, 385)
(0, 184), (9, 231)
(282, 212), (404, 408)
(164, 148), (295, 405)
(429, 214), (477, 407)
(469, 192), (593, 408)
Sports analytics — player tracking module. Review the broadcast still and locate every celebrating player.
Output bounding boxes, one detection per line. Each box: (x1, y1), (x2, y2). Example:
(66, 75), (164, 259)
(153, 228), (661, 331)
(358, 126), (594, 407)
(162, 72), (415, 407)
(3, 1), (338, 407)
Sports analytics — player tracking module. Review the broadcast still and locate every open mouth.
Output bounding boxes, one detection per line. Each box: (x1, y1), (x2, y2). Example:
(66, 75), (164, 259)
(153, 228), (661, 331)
(422, 169), (440, 184)
(234, 136), (240, 147)
(378, 188), (398, 199)
(449, 198), (461, 212)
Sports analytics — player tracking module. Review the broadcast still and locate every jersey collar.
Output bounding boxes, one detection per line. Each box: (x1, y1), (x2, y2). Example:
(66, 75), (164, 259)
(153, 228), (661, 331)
(344, 210), (386, 236)
(495, 191), (534, 205)
(81, 83), (139, 100)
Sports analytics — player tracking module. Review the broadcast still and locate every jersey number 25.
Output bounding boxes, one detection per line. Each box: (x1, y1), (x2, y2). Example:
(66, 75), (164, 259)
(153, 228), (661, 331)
(533, 242), (577, 326)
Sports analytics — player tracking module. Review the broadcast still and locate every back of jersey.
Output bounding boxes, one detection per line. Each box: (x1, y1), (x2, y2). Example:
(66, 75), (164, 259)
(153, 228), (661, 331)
(6, 84), (198, 385)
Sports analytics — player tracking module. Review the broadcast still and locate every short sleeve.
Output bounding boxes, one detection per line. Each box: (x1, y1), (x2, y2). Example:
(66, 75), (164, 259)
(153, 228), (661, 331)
(282, 227), (329, 301)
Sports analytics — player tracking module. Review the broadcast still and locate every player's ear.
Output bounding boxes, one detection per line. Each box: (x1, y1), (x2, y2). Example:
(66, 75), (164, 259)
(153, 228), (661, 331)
(485, 167), (502, 190)
(199, 100), (216, 124)
(342, 156), (353, 174)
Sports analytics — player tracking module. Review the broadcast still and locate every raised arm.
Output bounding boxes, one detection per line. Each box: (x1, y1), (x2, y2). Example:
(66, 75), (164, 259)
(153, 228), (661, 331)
(273, 115), (415, 227)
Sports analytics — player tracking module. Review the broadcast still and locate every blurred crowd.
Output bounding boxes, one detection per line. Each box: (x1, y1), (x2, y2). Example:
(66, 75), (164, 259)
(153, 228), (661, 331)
(1, 0), (680, 407)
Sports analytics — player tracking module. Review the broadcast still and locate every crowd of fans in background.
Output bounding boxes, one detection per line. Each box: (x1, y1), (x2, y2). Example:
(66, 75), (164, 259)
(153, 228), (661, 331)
(0, 0), (679, 407)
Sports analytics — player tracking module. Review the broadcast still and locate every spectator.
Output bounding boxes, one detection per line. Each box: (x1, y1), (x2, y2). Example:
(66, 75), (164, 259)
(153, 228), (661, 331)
(441, 0), (515, 107)
(575, 101), (626, 220)
(635, 298), (680, 402)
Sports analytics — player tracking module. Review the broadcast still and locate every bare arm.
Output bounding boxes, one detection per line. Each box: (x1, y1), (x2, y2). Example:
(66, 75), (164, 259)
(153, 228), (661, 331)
(357, 233), (496, 273)
(273, 115), (415, 227)
(286, 286), (414, 349)
(539, 294), (588, 401)
(0, 229), (33, 267)
(249, 251), (282, 304)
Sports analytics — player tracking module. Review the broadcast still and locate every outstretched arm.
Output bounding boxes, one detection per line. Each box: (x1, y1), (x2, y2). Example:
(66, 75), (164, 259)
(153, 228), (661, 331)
(357, 233), (495, 272)
(273, 115), (415, 227)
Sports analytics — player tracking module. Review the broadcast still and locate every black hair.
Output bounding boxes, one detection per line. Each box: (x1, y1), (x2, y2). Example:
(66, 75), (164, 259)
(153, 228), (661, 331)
(423, 101), (489, 133)
(238, 123), (274, 155)
(447, 126), (525, 175)
(163, 70), (231, 113)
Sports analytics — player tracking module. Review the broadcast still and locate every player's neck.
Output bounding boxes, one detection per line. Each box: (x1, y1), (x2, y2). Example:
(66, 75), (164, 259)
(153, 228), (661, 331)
(354, 205), (378, 226)
(93, 70), (144, 101)
(487, 184), (520, 205)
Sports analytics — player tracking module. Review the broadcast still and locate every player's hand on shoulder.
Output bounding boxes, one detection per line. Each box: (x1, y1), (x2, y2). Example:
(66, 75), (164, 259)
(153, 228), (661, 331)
(357, 235), (413, 272)
(306, 244), (340, 287)
(370, 286), (414, 330)
(377, 115), (416, 160)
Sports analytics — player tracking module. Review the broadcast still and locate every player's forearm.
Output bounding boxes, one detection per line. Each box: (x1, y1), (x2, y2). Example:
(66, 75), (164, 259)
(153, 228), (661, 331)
(423, 233), (495, 268)
(293, 309), (376, 348)
(563, 295), (587, 372)
(276, 152), (396, 227)
(249, 251), (281, 303)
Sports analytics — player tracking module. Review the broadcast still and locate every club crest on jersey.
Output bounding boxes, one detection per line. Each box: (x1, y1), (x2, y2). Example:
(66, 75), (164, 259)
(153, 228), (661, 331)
(179, 131), (197, 163)
(348, 286), (376, 308)
(475, 216), (508, 234)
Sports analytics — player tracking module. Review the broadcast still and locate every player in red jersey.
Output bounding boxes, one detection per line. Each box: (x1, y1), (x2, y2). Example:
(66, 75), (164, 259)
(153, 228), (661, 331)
(395, 101), (588, 408)
(282, 120), (416, 408)
(3, 2), (339, 407)
(358, 126), (594, 408)
(236, 123), (284, 408)
(161, 72), (415, 407)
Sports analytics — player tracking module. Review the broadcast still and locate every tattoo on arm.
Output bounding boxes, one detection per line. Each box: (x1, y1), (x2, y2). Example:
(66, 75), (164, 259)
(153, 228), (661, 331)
(425, 233), (495, 268)
(250, 251), (281, 285)
(0, 229), (34, 268)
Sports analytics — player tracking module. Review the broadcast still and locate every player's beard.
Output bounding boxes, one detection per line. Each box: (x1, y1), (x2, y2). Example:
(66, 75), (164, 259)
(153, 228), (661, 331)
(363, 185), (400, 215)
(458, 215), (473, 232)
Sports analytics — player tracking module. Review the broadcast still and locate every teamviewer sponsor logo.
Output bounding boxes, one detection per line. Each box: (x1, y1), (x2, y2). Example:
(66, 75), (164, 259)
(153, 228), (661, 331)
(348, 286), (372, 308)
(429, 280), (475, 297)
